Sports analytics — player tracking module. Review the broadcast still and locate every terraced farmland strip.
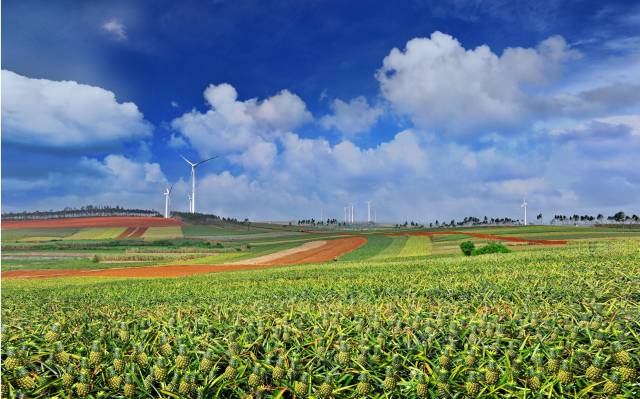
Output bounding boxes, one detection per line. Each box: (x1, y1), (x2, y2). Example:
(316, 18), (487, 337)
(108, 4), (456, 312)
(397, 235), (431, 257)
(142, 226), (184, 240)
(373, 235), (407, 259)
(64, 227), (127, 240)
(339, 235), (392, 260)
(128, 227), (148, 238)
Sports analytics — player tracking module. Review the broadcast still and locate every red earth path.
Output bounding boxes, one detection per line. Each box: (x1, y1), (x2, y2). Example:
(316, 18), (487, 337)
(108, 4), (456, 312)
(393, 231), (566, 245)
(2, 217), (183, 229)
(2, 236), (367, 280)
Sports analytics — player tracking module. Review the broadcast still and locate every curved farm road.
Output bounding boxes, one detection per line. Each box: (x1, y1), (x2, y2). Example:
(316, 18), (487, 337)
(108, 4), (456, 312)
(2, 236), (367, 280)
(394, 231), (566, 245)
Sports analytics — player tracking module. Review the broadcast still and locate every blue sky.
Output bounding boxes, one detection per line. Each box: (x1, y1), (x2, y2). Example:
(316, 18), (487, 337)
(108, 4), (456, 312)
(2, 0), (639, 222)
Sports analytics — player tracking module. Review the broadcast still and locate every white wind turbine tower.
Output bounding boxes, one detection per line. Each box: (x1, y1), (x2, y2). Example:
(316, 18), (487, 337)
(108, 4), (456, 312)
(521, 198), (528, 226)
(180, 155), (218, 213)
(163, 184), (174, 218)
(367, 201), (372, 223)
(350, 203), (355, 224)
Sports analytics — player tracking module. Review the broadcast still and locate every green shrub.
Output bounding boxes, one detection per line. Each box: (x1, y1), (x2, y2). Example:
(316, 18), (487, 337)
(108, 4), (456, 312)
(473, 242), (510, 255)
(460, 241), (475, 256)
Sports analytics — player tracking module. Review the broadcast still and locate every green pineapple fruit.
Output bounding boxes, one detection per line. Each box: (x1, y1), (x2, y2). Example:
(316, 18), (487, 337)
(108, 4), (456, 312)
(175, 345), (188, 369)
(272, 357), (285, 381)
(465, 349), (477, 367)
(113, 348), (124, 373)
(248, 365), (262, 388)
(159, 335), (172, 357)
(484, 360), (499, 385)
(75, 373), (90, 398)
(223, 358), (238, 380)
(383, 367), (397, 391)
(167, 374), (179, 392)
(199, 350), (213, 373)
(107, 367), (122, 390)
(356, 372), (371, 396)
(438, 348), (451, 370)
(44, 323), (60, 342)
(465, 372), (480, 397)
(16, 368), (36, 391)
(54, 341), (70, 364)
(89, 341), (103, 366)
(416, 373), (429, 398)
(143, 373), (154, 390)
(318, 374), (333, 398)
(557, 361), (573, 385)
(4, 347), (21, 371)
(123, 375), (135, 398)
(118, 322), (129, 341)
(153, 357), (167, 381)
(62, 366), (75, 388)
(546, 349), (560, 374)
(527, 369), (541, 391)
(612, 342), (631, 365)
(603, 374), (621, 395)
(586, 357), (603, 381)
(136, 344), (148, 367)
(356, 346), (368, 365)
(619, 365), (637, 382)
(294, 373), (309, 397)
(336, 342), (350, 367)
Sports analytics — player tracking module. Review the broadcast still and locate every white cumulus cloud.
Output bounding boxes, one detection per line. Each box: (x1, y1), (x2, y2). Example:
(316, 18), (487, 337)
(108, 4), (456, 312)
(1, 70), (151, 148)
(320, 96), (383, 137)
(102, 19), (127, 41)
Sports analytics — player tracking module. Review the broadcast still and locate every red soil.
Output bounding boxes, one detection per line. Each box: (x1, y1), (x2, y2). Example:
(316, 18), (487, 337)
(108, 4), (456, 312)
(1, 236), (367, 280)
(116, 227), (137, 239)
(2, 217), (183, 230)
(393, 231), (566, 245)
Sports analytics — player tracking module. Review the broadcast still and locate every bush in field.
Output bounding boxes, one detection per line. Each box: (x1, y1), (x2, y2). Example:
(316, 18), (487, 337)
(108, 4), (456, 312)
(460, 241), (475, 256)
(473, 242), (510, 255)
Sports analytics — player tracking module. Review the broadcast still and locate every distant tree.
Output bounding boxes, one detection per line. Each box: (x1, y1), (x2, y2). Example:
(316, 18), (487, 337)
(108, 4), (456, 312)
(537, 213), (543, 222)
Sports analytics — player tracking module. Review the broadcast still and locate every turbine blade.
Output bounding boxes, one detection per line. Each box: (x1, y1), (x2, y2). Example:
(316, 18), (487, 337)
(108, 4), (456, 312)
(195, 155), (218, 167)
(180, 154), (195, 166)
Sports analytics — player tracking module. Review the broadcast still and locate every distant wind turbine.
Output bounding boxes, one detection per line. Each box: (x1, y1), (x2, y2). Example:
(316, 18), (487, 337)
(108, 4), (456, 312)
(367, 201), (372, 223)
(163, 184), (174, 218)
(180, 154), (218, 213)
(521, 199), (528, 226)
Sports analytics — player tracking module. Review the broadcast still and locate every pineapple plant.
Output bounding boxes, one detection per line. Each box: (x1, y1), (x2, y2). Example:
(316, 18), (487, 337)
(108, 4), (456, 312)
(16, 368), (36, 391)
(336, 342), (350, 367)
(356, 372), (371, 396)
(546, 349), (560, 374)
(438, 348), (451, 370)
(484, 360), (500, 385)
(465, 372), (480, 397)
(107, 367), (122, 390)
(618, 365), (637, 382)
(526, 369), (541, 391)
(416, 373), (429, 398)
(436, 370), (449, 397)
(123, 375), (135, 398)
(117, 322), (129, 341)
(75, 373), (90, 398)
(54, 341), (70, 364)
(603, 373), (621, 395)
(272, 357), (285, 381)
(293, 373), (309, 398)
(199, 349), (213, 373)
(223, 358), (238, 380)
(135, 344), (148, 367)
(557, 361), (573, 385)
(318, 374), (333, 398)
(175, 345), (188, 369)
(143, 373), (154, 390)
(383, 367), (397, 391)
(465, 349), (477, 367)
(612, 342), (631, 365)
(89, 341), (103, 366)
(62, 365), (75, 388)
(4, 347), (21, 371)
(113, 348), (125, 373)
(586, 357), (604, 381)
(153, 357), (167, 381)
(248, 365), (262, 388)
(356, 346), (368, 365)
(159, 334), (172, 357)
(44, 323), (60, 342)
(167, 374), (179, 393)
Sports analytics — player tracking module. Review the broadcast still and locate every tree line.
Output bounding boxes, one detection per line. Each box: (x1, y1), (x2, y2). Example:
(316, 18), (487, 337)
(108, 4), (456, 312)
(2, 205), (160, 220)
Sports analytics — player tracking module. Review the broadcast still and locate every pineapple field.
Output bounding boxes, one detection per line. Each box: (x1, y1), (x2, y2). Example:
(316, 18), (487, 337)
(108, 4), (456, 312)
(1, 225), (639, 398)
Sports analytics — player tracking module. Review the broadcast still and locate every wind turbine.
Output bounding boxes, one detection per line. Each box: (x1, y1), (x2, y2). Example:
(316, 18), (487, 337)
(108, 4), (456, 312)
(163, 184), (174, 218)
(180, 154), (218, 213)
(521, 199), (528, 226)
(366, 201), (372, 223)
(350, 203), (354, 224)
